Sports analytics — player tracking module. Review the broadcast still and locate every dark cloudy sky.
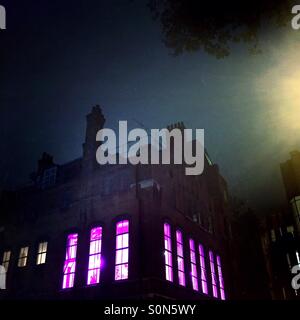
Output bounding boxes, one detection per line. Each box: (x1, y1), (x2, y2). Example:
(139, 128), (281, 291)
(1, 0), (300, 210)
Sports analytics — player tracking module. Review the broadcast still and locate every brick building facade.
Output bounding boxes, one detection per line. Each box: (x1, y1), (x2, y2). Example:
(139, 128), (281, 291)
(0, 106), (232, 300)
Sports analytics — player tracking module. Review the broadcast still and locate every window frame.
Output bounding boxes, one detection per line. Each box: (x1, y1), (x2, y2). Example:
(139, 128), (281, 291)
(175, 229), (185, 286)
(163, 222), (173, 282)
(209, 250), (218, 298)
(62, 233), (78, 289)
(18, 246), (29, 268)
(1, 250), (11, 272)
(36, 241), (48, 265)
(199, 244), (208, 294)
(87, 226), (103, 286)
(114, 220), (129, 281)
(189, 238), (199, 291)
(216, 255), (225, 300)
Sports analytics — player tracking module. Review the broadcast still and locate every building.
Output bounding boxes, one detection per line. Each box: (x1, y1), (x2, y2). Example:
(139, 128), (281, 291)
(281, 150), (300, 235)
(0, 106), (232, 300)
(260, 209), (299, 299)
(258, 151), (300, 300)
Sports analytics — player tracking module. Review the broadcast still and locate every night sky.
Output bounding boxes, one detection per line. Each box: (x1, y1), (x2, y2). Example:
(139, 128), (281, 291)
(1, 0), (300, 211)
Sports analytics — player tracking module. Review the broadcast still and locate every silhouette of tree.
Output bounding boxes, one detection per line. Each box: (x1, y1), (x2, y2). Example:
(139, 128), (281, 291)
(149, 0), (295, 58)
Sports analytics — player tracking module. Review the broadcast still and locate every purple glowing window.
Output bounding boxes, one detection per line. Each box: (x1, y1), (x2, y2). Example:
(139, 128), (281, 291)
(199, 244), (208, 294)
(209, 250), (218, 298)
(87, 227), (103, 286)
(176, 230), (185, 286)
(62, 233), (78, 289)
(115, 220), (129, 281)
(164, 223), (173, 282)
(217, 255), (226, 300)
(189, 239), (198, 291)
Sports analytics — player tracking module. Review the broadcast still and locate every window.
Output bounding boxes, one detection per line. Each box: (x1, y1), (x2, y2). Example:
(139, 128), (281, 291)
(18, 247), (29, 267)
(189, 239), (198, 291)
(36, 242), (48, 265)
(270, 229), (276, 242)
(216, 256), (225, 300)
(287, 253), (291, 269)
(164, 223), (173, 282)
(296, 251), (300, 265)
(199, 244), (208, 294)
(115, 220), (129, 281)
(2, 251), (11, 272)
(287, 225), (295, 237)
(62, 233), (78, 289)
(41, 167), (57, 189)
(87, 227), (103, 285)
(209, 251), (218, 298)
(176, 230), (185, 286)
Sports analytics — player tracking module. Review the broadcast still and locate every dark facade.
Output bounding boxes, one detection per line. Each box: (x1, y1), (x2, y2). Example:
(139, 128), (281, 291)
(258, 151), (300, 300)
(0, 106), (232, 300)
(281, 150), (300, 235)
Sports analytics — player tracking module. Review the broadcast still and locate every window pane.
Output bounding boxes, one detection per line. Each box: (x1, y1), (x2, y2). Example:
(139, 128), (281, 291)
(116, 220), (129, 235)
(87, 269), (100, 285)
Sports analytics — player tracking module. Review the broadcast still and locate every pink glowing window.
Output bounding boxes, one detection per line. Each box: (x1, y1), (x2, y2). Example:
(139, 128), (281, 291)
(176, 230), (185, 286)
(115, 220), (129, 281)
(189, 239), (198, 291)
(199, 244), (208, 294)
(87, 227), (103, 285)
(62, 233), (78, 289)
(217, 255), (225, 300)
(164, 223), (173, 282)
(209, 250), (218, 298)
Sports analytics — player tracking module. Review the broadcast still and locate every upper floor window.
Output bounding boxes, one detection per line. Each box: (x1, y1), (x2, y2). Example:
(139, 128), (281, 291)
(62, 233), (78, 289)
(270, 229), (276, 242)
(199, 244), (208, 294)
(2, 251), (11, 272)
(18, 247), (29, 267)
(115, 220), (129, 281)
(287, 225), (295, 237)
(41, 167), (57, 189)
(87, 227), (103, 285)
(189, 239), (198, 291)
(176, 230), (185, 286)
(164, 223), (173, 282)
(209, 250), (218, 298)
(36, 242), (48, 265)
(216, 256), (225, 300)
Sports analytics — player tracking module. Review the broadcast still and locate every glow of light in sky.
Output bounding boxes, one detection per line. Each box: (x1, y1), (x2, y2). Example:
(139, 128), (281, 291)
(255, 36), (300, 141)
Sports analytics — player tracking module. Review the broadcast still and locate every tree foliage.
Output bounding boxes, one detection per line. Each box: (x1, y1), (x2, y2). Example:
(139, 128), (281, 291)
(149, 0), (295, 58)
